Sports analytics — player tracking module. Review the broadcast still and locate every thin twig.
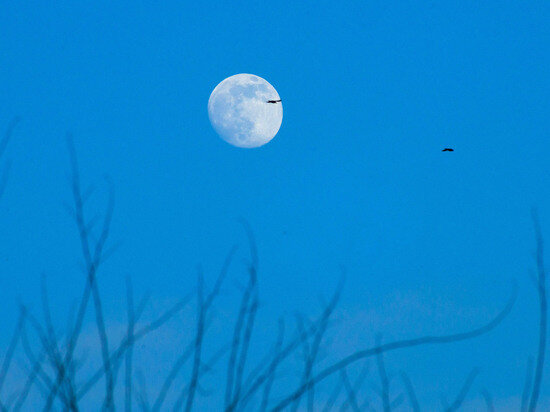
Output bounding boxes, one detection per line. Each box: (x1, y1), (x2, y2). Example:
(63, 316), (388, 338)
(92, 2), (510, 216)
(400, 372), (420, 412)
(40, 275), (78, 408)
(126, 276), (135, 412)
(45, 136), (114, 411)
(322, 378), (343, 412)
(76, 296), (191, 401)
(12, 346), (48, 412)
(152, 248), (235, 411)
(0, 309), (25, 397)
(307, 277), (343, 412)
(341, 361), (369, 412)
(157, 344), (196, 412)
(235, 300), (369, 411)
(172, 345), (231, 411)
(390, 393), (404, 409)
(0, 116), (19, 160)
(136, 371), (150, 412)
(480, 388), (495, 412)
(521, 356), (534, 412)
(23, 310), (72, 409)
(0, 116), (19, 199)
(183, 270), (206, 412)
(259, 320), (285, 412)
(529, 211), (547, 412)
(340, 369), (360, 412)
(376, 336), (391, 412)
(269, 287), (516, 412)
(225, 228), (258, 411)
(231, 272), (258, 407)
(445, 368), (479, 412)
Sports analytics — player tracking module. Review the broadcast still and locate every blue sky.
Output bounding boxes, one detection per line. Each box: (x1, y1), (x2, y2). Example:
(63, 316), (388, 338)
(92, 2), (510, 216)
(0, 1), (549, 409)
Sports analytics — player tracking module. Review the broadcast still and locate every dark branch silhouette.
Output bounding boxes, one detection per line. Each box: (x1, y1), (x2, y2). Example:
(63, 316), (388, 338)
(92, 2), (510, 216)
(0, 137), (546, 411)
(529, 210), (547, 412)
(305, 277), (343, 412)
(400, 372), (420, 412)
(259, 319), (284, 412)
(0, 117), (19, 160)
(480, 388), (495, 412)
(153, 247), (235, 411)
(225, 221), (258, 411)
(445, 368), (479, 412)
(183, 270), (207, 412)
(321, 379), (343, 412)
(0, 310), (25, 398)
(340, 369), (360, 412)
(76, 296), (191, 401)
(0, 116), (18, 200)
(269, 286), (516, 411)
(125, 277), (135, 412)
(45, 136), (115, 412)
(228, 275), (348, 412)
(12, 345), (47, 411)
(375, 336), (391, 412)
(521, 356), (534, 412)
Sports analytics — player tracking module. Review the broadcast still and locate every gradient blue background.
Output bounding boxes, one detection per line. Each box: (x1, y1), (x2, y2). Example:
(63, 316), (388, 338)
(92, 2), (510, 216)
(0, 1), (549, 409)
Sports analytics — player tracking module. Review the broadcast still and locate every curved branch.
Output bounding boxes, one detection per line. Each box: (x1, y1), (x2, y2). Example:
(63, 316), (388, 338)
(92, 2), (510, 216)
(270, 286), (517, 412)
(529, 211), (547, 412)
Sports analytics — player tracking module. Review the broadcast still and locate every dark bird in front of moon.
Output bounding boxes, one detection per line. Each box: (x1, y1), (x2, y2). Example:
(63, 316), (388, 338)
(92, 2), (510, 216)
(442, 148), (454, 152)
(266, 99), (282, 104)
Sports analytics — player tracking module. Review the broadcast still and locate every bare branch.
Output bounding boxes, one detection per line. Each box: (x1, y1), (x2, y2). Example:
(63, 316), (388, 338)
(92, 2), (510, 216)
(445, 368), (479, 412)
(259, 320), (285, 412)
(235, 297), (366, 411)
(136, 370), (150, 412)
(480, 388), (495, 412)
(23, 310), (72, 409)
(12, 346), (48, 412)
(307, 277), (343, 412)
(389, 393), (404, 409)
(340, 369), (360, 412)
(399, 372), (420, 412)
(528, 210), (547, 412)
(76, 296), (191, 401)
(183, 270), (207, 412)
(0, 309), (25, 397)
(46, 136), (114, 411)
(40, 275), (78, 407)
(231, 274), (258, 407)
(322, 379), (343, 412)
(205, 246), (238, 309)
(0, 116), (18, 202)
(126, 277), (135, 412)
(225, 233), (258, 410)
(0, 116), (19, 161)
(172, 344), (231, 411)
(153, 248), (236, 411)
(269, 286), (516, 412)
(375, 336), (390, 412)
(521, 356), (534, 412)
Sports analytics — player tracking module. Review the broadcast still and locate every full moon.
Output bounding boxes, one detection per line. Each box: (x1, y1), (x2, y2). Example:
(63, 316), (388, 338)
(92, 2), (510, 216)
(208, 73), (283, 148)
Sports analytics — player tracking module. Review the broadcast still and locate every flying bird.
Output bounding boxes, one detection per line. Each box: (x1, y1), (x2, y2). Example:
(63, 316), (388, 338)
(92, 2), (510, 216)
(442, 148), (454, 152)
(266, 99), (282, 104)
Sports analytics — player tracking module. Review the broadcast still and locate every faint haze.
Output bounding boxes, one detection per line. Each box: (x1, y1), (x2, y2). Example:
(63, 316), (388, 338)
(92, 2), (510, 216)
(0, 1), (550, 411)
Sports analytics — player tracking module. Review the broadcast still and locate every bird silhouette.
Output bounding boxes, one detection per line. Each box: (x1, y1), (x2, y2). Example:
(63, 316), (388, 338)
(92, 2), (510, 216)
(266, 99), (281, 104)
(442, 148), (454, 152)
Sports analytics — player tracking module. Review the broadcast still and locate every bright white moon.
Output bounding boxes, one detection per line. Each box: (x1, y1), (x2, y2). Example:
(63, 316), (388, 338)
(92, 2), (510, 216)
(208, 73), (283, 148)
